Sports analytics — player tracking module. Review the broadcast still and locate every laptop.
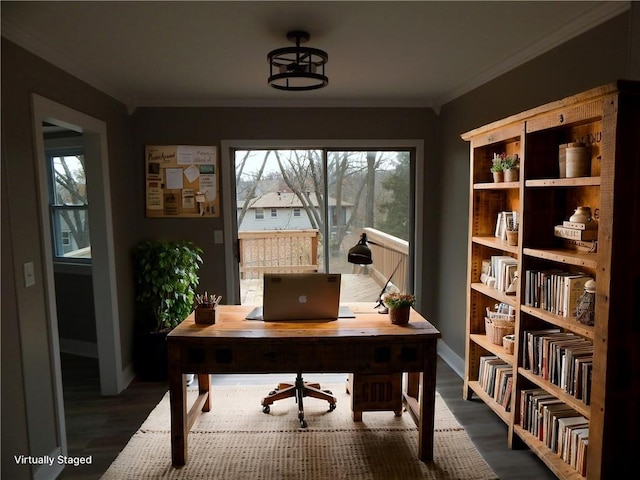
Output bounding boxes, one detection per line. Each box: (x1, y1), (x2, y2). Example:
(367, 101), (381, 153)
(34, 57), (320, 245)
(246, 273), (355, 321)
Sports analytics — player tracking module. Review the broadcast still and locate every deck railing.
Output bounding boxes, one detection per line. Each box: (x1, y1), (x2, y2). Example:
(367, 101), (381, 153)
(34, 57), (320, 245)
(362, 227), (410, 293)
(238, 227), (409, 292)
(238, 229), (319, 279)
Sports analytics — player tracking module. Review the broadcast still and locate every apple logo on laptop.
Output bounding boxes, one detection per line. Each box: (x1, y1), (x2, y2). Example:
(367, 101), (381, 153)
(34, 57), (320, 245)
(298, 295), (308, 304)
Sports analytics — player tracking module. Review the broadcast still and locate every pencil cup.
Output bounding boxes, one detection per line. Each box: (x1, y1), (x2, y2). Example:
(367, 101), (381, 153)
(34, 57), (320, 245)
(195, 306), (216, 325)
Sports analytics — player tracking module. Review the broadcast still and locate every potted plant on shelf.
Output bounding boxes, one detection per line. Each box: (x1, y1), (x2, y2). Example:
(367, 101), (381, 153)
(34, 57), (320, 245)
(501, 153), (519, 182)
(133, 239), (203, 380)
(490, 155), (504, 183)
(382, 292), (416, 325)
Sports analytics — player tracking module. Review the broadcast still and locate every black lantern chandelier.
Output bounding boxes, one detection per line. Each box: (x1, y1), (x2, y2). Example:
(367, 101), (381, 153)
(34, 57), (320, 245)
(267, 31), (328, 91)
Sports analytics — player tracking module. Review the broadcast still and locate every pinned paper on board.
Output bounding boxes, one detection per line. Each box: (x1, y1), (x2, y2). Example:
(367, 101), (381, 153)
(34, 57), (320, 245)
(145, 145), (219, 218)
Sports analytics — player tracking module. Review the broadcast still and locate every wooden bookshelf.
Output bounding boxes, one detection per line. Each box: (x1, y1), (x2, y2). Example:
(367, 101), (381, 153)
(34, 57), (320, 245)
(462, 81), (640, 479)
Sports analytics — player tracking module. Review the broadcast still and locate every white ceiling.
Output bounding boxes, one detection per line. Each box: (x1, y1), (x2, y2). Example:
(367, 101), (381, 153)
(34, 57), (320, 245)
(1, 1), (629, 111)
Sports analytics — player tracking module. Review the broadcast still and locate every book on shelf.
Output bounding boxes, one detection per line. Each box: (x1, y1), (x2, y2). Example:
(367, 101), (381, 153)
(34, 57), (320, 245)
(542, 403), (578, 447)
(562, 220), (598, 230)
(557, 416), (588, 461)
(501, 375), (513, 411)
(554, 225), (599, 241)
(581, 361), (593, 405)
(562, 343), (594, 396)
(550, 410), (584, 454)
(522, 328), (560, 374)
(495, 211), (518, 241)
(561, 238), (597, 253)
(573, 356), (593, 402)
(520, 388), (546, 430)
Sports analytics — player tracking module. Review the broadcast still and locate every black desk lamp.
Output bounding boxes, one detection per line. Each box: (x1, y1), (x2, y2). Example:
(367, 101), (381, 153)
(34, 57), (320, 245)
(347, 233), (402, 313)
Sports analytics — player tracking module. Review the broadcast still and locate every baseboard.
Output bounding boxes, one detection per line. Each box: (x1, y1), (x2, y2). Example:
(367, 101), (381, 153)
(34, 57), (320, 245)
(32, 446), (64, 480)
(120, 362), (136, 391)
(437, 339), (464, 378)
(58, 338), (98, 358)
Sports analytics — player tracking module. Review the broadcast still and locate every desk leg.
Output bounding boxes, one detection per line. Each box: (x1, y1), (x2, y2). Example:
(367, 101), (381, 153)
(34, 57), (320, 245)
(418, 341), (437, 462)
(169, 345), (187, 466)
(199, 373), (210, 412)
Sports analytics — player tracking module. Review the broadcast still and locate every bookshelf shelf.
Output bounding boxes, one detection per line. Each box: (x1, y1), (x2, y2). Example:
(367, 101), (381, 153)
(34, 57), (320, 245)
(472, 235), (519, 254)
(473, 181), (520, 190)
(462, 81), (640, 479)
(467, 380), (511, 424)
(470, 333), (515, 364)
(470, 282), (517, 306)
(522, 248), (597, 270)
(519, 306), (595, 340)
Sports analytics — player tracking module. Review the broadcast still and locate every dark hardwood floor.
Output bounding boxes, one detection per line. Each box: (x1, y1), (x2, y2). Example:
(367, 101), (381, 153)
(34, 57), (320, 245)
(58, 353), (556, 479)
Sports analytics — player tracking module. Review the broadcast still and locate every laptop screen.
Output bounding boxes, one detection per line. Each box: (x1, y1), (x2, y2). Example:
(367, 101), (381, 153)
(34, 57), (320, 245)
(245, 273), (354, 321)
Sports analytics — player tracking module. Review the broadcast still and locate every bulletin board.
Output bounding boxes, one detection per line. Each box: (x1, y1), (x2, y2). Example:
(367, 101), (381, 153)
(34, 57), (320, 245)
(145, 145), (219, 218)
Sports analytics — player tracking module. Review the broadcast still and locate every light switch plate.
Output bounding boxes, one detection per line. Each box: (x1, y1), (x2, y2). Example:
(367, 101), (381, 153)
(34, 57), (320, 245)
(24, 262), (35, 287)
(214, 230), (224, 244)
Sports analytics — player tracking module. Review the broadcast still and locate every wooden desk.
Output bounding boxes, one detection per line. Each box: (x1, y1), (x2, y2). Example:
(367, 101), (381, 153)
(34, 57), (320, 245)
(167, 303), (441, 466)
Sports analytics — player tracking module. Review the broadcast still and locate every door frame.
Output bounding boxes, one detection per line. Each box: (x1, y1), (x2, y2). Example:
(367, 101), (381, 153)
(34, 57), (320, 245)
(221, 139), (424, 305)
(31, 96), (123, 406)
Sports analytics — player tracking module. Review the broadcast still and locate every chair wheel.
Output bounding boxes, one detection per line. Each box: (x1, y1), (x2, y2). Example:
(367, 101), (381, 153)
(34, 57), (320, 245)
(262, 405), (270, 414)
(300, 419), (307, 428)
(329, 403), (336, 412)
(269, 390), (276, 395)
(323, 390), (333, 395)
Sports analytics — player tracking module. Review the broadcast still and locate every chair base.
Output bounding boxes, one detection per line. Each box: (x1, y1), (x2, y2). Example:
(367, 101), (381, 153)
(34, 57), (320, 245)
(261, 373), (337, 428)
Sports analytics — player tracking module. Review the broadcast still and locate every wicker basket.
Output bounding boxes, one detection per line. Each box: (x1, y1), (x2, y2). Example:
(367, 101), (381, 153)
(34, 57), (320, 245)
(502, 334), (515, 354)
(484, 317), (515, 345)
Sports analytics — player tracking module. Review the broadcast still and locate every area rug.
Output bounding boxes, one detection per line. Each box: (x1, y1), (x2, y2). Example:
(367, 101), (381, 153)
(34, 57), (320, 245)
(102, 384), (497, 479)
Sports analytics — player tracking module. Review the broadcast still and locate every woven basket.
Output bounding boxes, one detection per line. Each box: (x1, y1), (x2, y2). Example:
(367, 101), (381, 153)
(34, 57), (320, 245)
(485, 317), (515, 345)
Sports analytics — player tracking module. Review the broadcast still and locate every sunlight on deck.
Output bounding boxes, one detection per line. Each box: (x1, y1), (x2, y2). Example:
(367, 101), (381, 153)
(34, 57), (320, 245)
(240, 273), (382, 306)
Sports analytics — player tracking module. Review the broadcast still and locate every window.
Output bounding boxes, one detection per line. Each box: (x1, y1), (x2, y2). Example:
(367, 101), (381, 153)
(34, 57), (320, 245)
(255, 208), (264, 220)
(293, 208), (301, 217)
(47, 149), (91, 260)
(270, 208), (278, 218)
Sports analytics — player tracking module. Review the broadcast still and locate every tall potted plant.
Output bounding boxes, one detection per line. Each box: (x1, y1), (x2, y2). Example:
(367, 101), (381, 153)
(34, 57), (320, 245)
(133, 239), (203, 380)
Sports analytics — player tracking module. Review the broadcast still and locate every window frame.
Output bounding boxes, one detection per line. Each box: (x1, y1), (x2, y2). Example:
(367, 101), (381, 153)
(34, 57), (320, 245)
(45, 144), (91, 264)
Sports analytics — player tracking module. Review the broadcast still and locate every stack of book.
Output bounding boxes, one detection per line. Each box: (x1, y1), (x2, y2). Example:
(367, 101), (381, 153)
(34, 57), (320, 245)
(553, 220), (598, 253)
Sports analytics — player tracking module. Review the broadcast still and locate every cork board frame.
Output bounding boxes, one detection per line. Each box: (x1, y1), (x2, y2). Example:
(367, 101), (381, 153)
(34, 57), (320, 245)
(145, 145), (219, 218)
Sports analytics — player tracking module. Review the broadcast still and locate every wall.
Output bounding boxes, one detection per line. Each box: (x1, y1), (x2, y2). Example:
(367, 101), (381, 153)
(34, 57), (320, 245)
(436, 12), (634, 373)
(1, 39), (133, 478)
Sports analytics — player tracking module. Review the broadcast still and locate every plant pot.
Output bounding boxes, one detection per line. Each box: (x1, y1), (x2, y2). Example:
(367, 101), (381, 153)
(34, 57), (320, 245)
(492, 171), (504, 183)
(504, 168), (519, 183)
(388, 307), (410, 325)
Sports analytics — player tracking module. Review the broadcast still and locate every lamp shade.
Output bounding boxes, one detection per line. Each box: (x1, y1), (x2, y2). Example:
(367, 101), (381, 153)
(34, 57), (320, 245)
(347, 233), (372, 265)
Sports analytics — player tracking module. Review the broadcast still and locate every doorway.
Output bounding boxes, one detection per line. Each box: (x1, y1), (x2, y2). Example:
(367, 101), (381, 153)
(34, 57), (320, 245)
(31, 95), (124, 459)
(221, 140), (423, 306)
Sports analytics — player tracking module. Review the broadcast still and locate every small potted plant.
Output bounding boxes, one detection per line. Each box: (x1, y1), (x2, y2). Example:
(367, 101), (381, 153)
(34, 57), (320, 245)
(382, 292), (416, 325)
(133, 239), (203, 380)
(490, 155), (504, 183)
(501, 154), (519, 182)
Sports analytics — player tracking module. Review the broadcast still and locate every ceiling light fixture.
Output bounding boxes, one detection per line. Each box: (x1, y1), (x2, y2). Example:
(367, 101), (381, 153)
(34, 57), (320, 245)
(267, 31), (328, 91)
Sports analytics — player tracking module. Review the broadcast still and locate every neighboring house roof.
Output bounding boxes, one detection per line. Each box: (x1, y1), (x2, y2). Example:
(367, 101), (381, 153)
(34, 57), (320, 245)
(238, 192), (354, 209)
